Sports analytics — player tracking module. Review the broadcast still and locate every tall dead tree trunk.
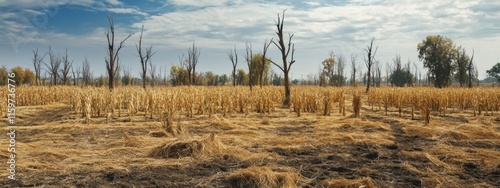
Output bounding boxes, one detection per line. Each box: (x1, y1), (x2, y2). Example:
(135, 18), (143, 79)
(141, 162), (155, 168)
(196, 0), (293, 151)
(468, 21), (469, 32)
(149, 61), (157, 87)
(271, 9), (296, 107)
(32, 48), (45, 86)
(136, 25), (155, 89)
(227, 46), (238, 86)
(105, 16), (132, 91)
(71, 65), (81, 86)
(188, 42), (200, 85)
(82, 58), (92, 86)
(364, 38), (377, 93)
(351, 54), (357, 86)
(60, 48), (72, 85)
(45, 46), (60, 86)
(245, 41), (253, 91)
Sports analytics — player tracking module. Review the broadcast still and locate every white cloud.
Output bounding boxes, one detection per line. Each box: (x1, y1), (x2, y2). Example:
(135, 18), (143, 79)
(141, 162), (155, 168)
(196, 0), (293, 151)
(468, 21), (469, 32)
(166, 0), (234, 7)
(1, 0), (499, 79)
(106, 0), (122, 6)
(107, 7), (148, 16)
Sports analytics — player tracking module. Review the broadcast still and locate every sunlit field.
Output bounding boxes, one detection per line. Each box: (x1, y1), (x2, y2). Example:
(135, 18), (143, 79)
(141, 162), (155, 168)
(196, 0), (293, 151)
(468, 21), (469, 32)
(1, 86), (499, 187)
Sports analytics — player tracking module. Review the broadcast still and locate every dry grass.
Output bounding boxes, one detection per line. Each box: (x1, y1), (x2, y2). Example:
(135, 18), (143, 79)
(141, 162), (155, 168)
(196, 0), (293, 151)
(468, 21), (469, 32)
(322, 177), (377, 188)
(0, 86), (498, 187)
(226, 166), (303, 188)
(148, 133), (222, 159)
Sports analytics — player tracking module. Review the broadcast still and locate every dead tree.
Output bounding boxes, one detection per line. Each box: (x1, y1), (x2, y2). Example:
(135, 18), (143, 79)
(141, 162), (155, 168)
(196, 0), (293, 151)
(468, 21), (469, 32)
(467, 49), (475, 88)
(136, 25), (155, 89)
(71, 64), (81, 86)
(105, 16), (132, 91)
(187, 42), (200, 85)
(45, 46), (60, 86)
(32, 48), (46, 86)
(336, 54), (345, 87)
(260, 38), (272, 88)
(271, 9), (296, 107)
(350, 54), (357, 86)
(82, 58), (92, 86)
(245, 41), (253, 90)
(149, 61), (157, 87)
(364, 38), (377, 93)
(227, 46), (238, 86)
(60, 48), (73, 85)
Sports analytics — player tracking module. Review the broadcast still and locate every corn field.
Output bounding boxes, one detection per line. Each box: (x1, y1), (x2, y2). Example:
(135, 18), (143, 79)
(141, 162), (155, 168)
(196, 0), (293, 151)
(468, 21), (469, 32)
(1, 86), (499, 123)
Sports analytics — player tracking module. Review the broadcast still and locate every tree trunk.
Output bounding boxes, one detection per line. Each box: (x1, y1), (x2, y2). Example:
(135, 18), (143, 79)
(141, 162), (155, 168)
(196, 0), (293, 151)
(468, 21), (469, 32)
(283, 71), (290, 107)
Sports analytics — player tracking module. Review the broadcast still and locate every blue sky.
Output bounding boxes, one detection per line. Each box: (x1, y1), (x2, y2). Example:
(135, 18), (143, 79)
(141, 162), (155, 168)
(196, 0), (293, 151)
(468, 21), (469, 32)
(1, 0), (499, 79)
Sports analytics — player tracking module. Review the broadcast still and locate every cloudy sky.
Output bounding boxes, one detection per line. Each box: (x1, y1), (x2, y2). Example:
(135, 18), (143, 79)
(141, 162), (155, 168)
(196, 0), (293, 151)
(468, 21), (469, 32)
(1, 0), (499, 79)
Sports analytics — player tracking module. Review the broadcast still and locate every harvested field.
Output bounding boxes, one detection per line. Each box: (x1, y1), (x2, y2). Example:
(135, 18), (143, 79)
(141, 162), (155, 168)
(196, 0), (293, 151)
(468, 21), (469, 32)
(0, 86), (499, 187)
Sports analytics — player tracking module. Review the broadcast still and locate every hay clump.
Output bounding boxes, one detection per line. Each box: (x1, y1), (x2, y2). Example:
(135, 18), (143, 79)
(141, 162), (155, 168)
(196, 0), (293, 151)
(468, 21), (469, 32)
(226, 166), (302, 188)
(147, 133), (223, 159)
(322, 177), (376, 188)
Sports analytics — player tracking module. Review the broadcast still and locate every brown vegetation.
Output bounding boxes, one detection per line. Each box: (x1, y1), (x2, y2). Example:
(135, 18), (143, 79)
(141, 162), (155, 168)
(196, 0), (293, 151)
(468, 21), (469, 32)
(0, 86), (498, 187)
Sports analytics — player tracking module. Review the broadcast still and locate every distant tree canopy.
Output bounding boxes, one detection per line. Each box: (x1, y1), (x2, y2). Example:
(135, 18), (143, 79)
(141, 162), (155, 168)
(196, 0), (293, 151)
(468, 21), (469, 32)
(236, 69), (249, 85)
(249, 53), (271, 86)
(320, 52), (346, 87)
(389, 55), (414, 87)
(170, 65), (189, 86)
(417, 35), (456, 88)
(487, 62), (500, 83)
(0, 66), (36, 86)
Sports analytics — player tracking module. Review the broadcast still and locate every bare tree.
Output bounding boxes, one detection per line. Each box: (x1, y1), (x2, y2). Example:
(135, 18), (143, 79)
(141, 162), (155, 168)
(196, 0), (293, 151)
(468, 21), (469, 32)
(149, 61), (157, 87)
(82, 58), (92, 86)
(413, 62), (419, 86)
(350, 54), (357, 86)
(105, 16), (132, 91)
(45, 46), (61, 86)
(245, 41), (253, 90)
(375, 61), (381, 87)
(227, 46), (238, 86)
(364, 38), (378, 93)
(187, 42), (200, 85)
(32, 48), (46, 86)
(122, 66), (132, 86)
(336, 54), (345, 87)
(467, 49), (475, 88)
(385, 62), (392, 86)
(260, 39), (273, 88)
(71, 64), (81, 86)
(136, 25), (155, 89)
(270, 9), (296, 107)
(60, 48), (72, 85)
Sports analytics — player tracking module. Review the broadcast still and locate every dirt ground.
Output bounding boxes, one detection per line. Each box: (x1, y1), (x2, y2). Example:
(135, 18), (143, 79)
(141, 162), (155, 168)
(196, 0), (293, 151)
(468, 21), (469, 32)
(0, 94), (499, 187)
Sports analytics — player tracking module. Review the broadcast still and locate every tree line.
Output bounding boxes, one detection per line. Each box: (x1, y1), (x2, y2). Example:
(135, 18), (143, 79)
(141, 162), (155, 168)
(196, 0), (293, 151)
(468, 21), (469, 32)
(4, 13), (500, 100)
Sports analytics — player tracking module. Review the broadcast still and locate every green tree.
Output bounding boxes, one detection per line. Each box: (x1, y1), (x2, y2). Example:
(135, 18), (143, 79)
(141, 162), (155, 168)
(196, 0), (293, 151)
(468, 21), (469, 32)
(10, 67), (25, 86)
(169, 65), (189, 86)
(486, 62), (500, 84)
(0, 66), (8, 85)
(249, 53), (271, 86)
(455, 47), (470, 87)
(389, 54), (413, 87)
(218, 74), (228, 85)
(23, 68), (36, 85)
(417, 35), (457, 88)
(321, 53), (336, 86)
(236, 69), (248, 85)
(272, 73), (283, 86)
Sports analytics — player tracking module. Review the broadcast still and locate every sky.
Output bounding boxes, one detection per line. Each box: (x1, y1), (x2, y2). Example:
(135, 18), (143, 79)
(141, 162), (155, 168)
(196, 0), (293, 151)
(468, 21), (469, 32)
(1, 0), (499, 80)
